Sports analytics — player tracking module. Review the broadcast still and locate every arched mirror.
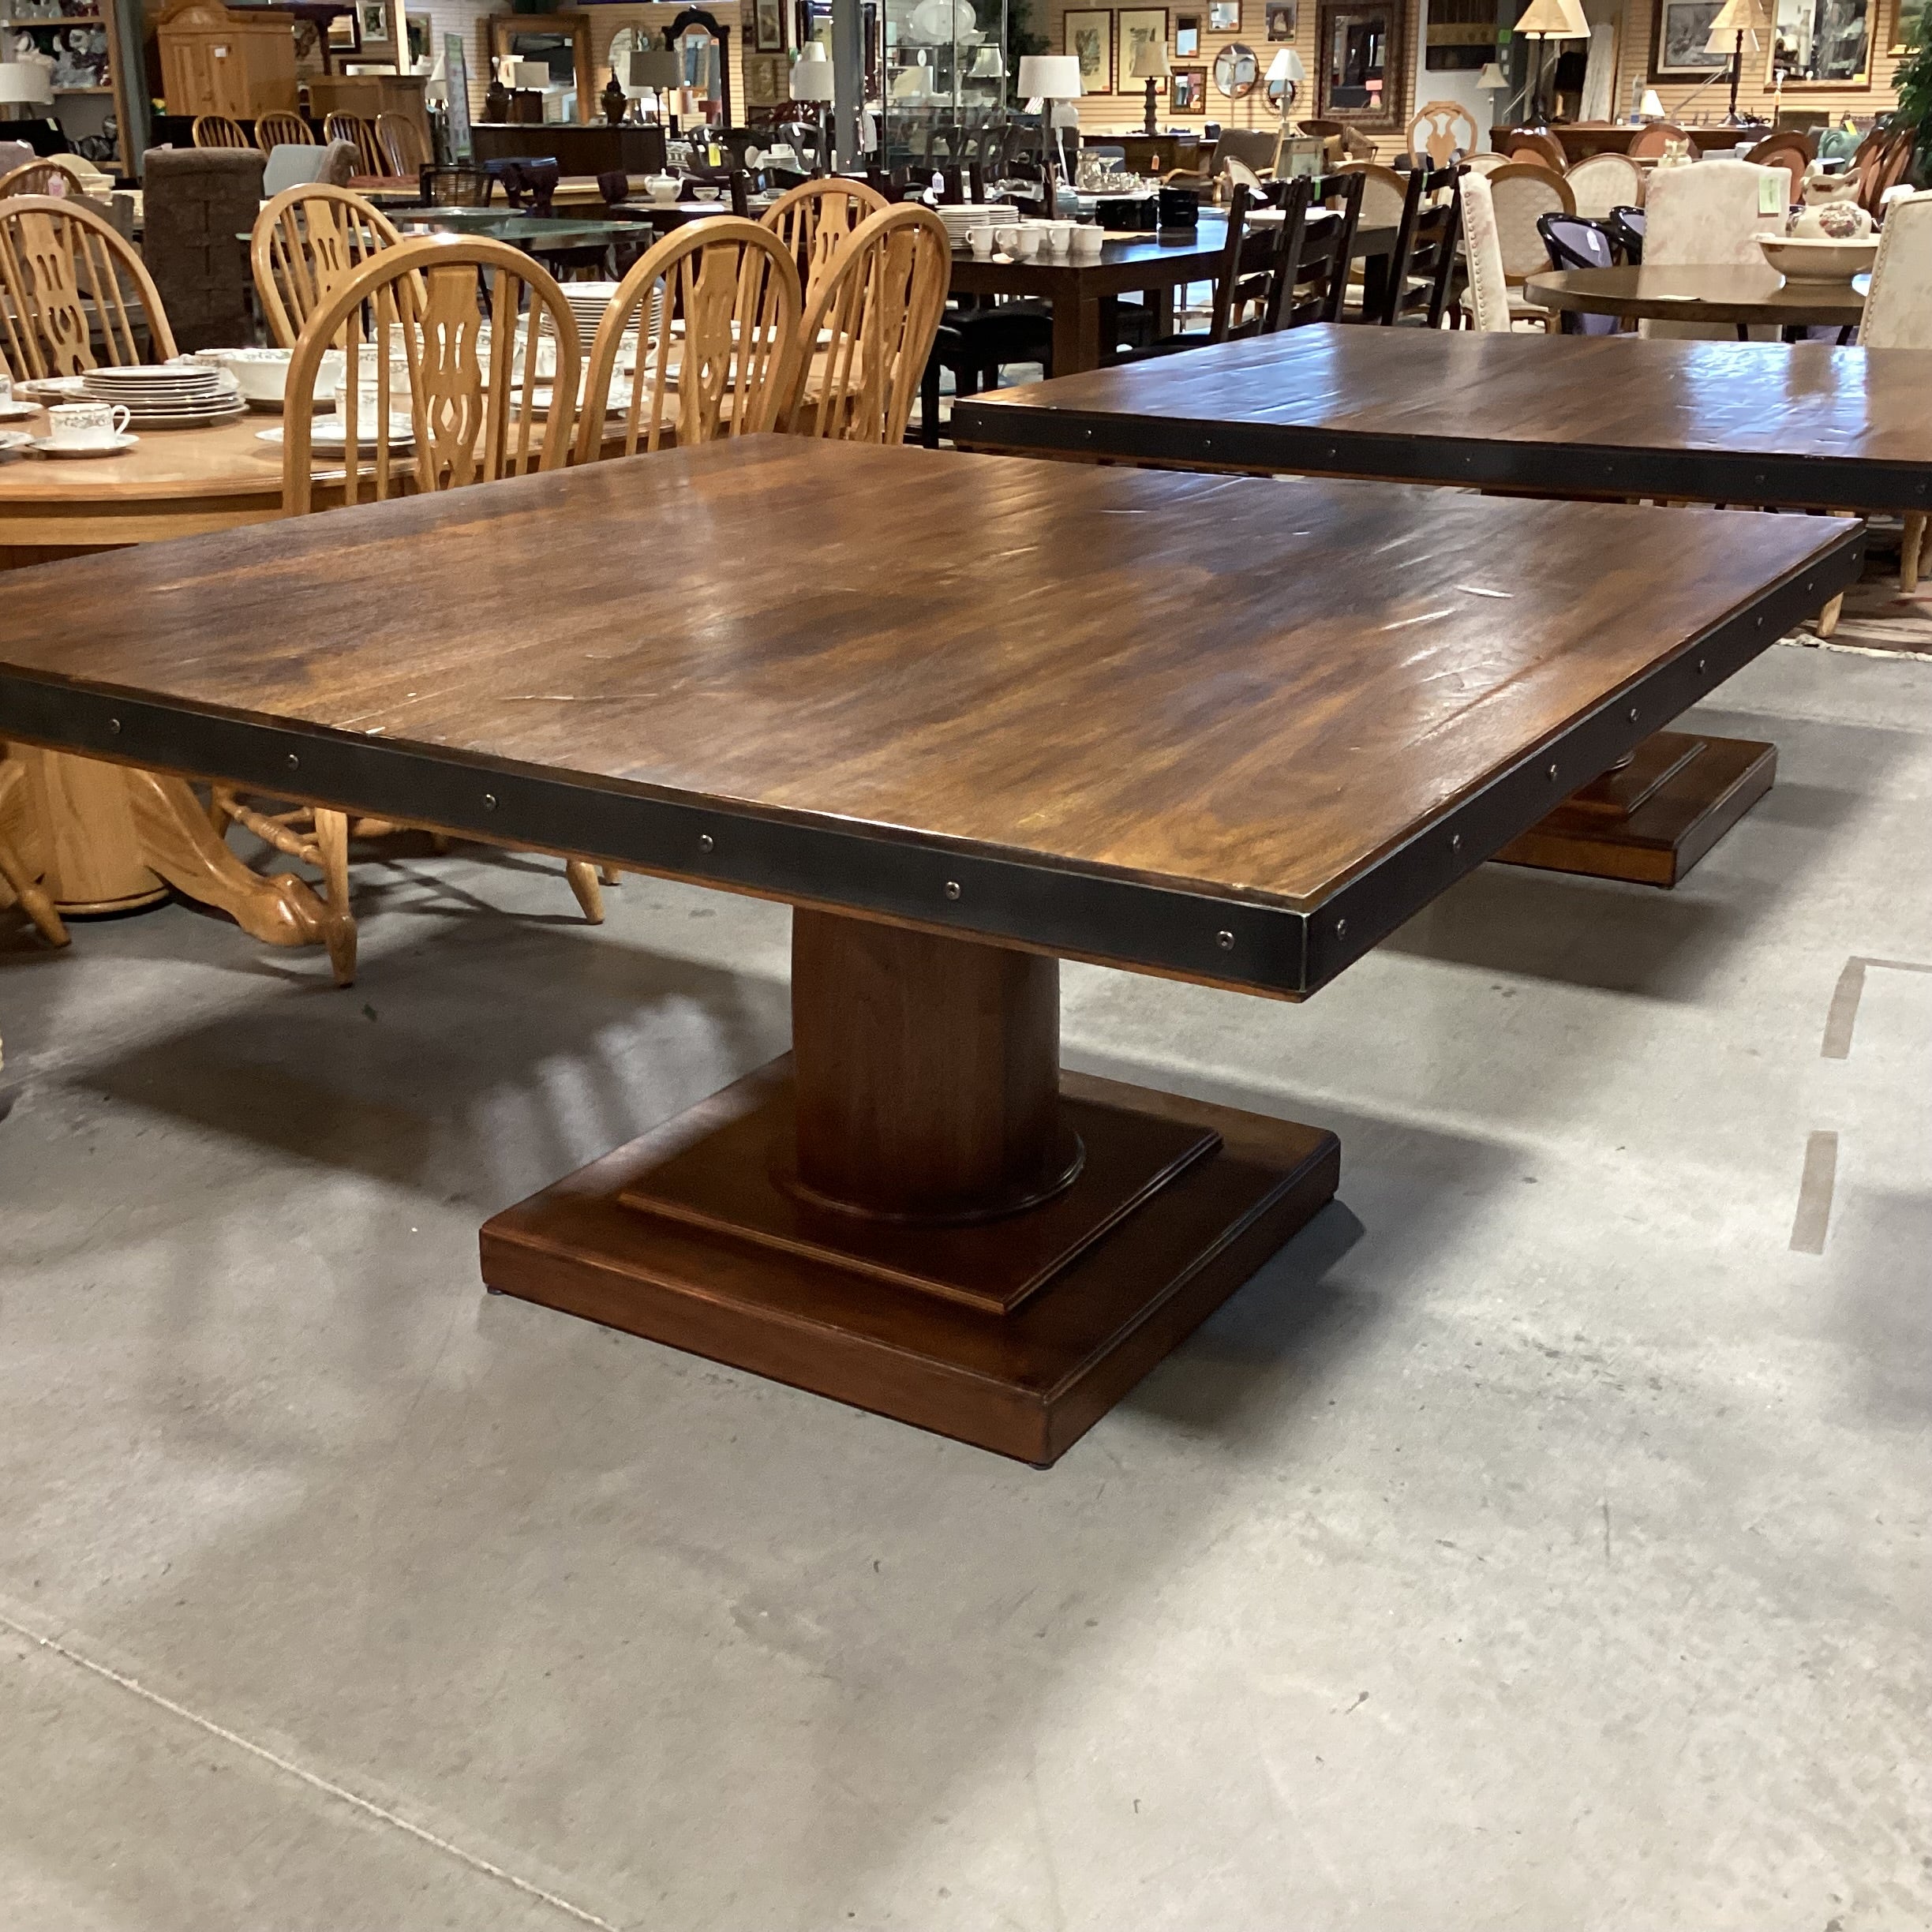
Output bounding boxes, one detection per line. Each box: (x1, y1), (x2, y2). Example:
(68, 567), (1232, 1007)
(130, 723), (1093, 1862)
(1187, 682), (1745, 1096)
(666, 6), (733, 124)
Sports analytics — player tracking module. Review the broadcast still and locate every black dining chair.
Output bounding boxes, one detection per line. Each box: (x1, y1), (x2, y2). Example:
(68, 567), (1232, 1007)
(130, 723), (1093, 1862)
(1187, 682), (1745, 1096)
(1372, 163), (1464, 327)
(1537, 212), (1623, 334)
(1270, 170), (1367, 330)
(1606, 204), (1646, 264)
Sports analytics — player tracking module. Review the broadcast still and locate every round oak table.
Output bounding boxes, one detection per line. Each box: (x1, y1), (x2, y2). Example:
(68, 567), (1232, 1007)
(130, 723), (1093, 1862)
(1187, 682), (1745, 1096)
(1524, 264), (1869, 332)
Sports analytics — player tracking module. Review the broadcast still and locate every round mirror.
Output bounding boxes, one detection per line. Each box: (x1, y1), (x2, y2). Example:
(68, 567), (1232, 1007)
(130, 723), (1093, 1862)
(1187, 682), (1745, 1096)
(1213, 41), (1259, 95)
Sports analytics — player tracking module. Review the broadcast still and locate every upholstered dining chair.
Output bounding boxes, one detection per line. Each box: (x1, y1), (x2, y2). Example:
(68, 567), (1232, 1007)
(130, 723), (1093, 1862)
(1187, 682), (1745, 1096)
(0, 195), (175, 376)
(255, 110), (316, 153)
(1458, 171), (1514, 332)
(1564, 151), (1643, 220)
(759, 176), (889, 311)
(1857, 191), (1932, 593)
(191, 113), (253, 150)
(1505, 131), (1567, 173)
(1485, 161), (1574, 285)
(575, 218), (803, 464)
(778, 203), (949, 444)
(210, 235), (597, 983)
(1465, 152), (1509, 177)
(1640, 158), (1787, 338)
(251, 182), (403, 347)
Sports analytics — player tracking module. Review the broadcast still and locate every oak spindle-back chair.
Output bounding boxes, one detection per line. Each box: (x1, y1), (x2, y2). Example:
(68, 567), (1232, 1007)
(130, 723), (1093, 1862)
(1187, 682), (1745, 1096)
(575, 218), (803, 463)
(758, 175), (889, 309)
(192, 112), (253, 150)
(779, 202), (948, 444)
(376, 111), (432, 178)
(0, 155), (91, 200)
(212, 235), (597, 983)
(251, 182), (403, 347)
(255, 110), (316, 153)
(0, 195), (175, 376)
(324, 112), (386, 176)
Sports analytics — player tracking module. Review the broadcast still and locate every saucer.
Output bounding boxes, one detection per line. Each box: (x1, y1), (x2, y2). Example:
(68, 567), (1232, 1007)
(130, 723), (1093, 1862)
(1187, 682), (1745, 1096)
(28, 433), (140, 458)
(0, 429), (32, 452)
(19, 376), (88, 401)
(0, 399), (37, 422)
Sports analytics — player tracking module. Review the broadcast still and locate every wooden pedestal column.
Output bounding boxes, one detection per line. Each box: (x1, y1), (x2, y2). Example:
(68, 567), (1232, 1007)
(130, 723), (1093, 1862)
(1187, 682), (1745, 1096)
(483, 909), (1341, 1464)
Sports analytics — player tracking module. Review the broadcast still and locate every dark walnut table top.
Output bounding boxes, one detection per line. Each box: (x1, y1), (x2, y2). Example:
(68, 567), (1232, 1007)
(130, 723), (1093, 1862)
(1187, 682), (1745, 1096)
(0, 440), (1859, 995)
(950, 325), (1932, 513)
(1524, 263), (1868, 329)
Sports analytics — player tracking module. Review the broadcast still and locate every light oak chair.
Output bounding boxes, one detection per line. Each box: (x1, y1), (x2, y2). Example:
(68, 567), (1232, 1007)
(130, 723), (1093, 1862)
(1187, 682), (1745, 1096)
(0, 154), (92, 199)
(1565, 150), (1644, 219)
(251, 182), (403, 347)
(324, 112), (386, 177)
(192, 113), (253, 150)
(1858, 190), (1932, 592)
(1409, 99), (1477, 167)
(779, 202), (948, 444)
(255, 110), (316, 153)
(212, 236), (597, 983)
(0, 195), (175, 377)
(0, 754), (66, 949)
(376, 111), (431, 178)
(575, 218), (803, 463)
(759, 176), (889, 310)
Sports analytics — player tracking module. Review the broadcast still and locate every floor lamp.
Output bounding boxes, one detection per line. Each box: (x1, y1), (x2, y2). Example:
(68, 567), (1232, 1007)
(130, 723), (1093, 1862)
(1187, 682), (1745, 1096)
(788, 43), (835, 158)
(1130, 40), (1171, 137)
(1266, 47), (1305, 171)
(1705, 0), (1769, 121)
(1512, 0), (1589, 125)
(628, 47), (686, 131)
(1017, 54), (1083, 210)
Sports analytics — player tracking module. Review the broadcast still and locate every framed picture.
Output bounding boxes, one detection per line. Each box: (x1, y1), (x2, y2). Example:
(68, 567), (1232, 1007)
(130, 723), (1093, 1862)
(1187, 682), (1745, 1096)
(326, 10), (360, 51)
(1649, 0), (1726, 75)
(1117, 6), (1168, 79)
(1170, 60), (1206, 106)
(743, 47), (788, 101)
(355, 0), (392, 49)
(1208, 0), (1241, 28)
(754, 0), (785, 51)
(1175, 9), (1200, 51)
(1265, 0), (1296, 36)
(405, 9), (431, 66)
(1064, 8), (1114, 89)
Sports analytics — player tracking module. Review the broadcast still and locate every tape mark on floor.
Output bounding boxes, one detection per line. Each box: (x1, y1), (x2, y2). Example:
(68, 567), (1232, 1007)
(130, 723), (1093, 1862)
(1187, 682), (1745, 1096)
(0, 1608), (620, 1930)
(1789, 1131), (1839, 1256)
(1821, 957), (1932, 1060)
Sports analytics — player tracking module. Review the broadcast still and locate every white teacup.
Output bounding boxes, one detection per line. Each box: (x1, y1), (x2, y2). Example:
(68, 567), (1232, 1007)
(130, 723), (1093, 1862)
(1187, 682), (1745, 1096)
(0, 370), (12, 406)
(992, 223), (1021, 256)
(1071, 223), (1105, 260)
(46, 401), (130, 448)
(968, 225), (995, 260)
(1044, 221), (1073, 256)
(1010, 225), (1042, 260)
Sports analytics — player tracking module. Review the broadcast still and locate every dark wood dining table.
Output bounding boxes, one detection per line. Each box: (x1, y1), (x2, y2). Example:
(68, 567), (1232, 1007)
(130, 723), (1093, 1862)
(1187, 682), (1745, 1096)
(948, 213), (1401, 376)
(1525, 264), (1869, 332)
(0, 440), (1860, 1463)
(953, 324), (1915, 886)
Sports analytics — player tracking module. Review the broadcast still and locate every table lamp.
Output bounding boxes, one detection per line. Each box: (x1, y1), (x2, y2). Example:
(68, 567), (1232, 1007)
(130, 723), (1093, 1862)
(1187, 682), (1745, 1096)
(1017, 53), (1082, 207)
(1265, 46), (1305, 168)
(0, 59), (54, 121)
(628, 46), (685, 125)
(1638, 86), (1665, 118)
(1130, 39), (1171, 137)
(1512, 0), (1588, 123)
(969, 43), (1005, 80)
(1705, 0), (1769, 121)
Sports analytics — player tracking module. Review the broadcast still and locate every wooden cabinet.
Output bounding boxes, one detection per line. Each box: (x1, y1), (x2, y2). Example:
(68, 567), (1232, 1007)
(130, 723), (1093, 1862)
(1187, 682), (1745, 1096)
(3, 0), (144, 177)
(156, 0), (299, 119)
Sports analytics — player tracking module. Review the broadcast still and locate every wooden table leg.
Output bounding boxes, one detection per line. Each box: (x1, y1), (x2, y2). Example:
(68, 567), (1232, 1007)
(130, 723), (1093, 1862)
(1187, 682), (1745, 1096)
(1050, 293), (1104, 377)
(17, 745), (168, 913)
(484, 909), (1340, 1464)
(1496, 728), (1776, 888)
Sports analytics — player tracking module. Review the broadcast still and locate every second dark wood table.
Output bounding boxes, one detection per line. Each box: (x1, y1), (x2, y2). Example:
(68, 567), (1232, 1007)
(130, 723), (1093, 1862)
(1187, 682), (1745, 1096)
(0, 441), (1862, 1462)
(954, 325), (1917, 886)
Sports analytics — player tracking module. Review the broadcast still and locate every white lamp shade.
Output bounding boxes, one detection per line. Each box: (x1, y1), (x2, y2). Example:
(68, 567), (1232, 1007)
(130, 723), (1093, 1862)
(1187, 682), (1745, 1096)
(507, 58), (549, 88)
(891, 64), (935, 99)
(1475, 60), (1506, 89)
(797, 39), (830, 60)
(1514, 0), (1589, 37)
(969, 43), (1005, 75)
(1705, 21), (1759, 50)
(1131, 39), (1173, 77)
(1266, 47), (1305, 81)
(1017, 53), (1083, 97)
(0, 62), (54, 106)
(1709, 0), (1772, 32)
(1638, 87), (1665, 114)
(628, 47), (684, 89)
(790, 59), (837, 99)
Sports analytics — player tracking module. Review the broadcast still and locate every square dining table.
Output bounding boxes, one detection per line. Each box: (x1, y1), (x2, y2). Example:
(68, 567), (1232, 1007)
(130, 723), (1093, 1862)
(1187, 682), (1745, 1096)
(0, 440), (1862, 1463)
(953, 324), (1927, 886)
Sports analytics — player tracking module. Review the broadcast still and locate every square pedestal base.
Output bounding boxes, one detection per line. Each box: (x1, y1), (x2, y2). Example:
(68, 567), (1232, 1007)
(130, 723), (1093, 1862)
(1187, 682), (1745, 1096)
(481, 1059), (1341, 1465)
(1496, 730), (1776, 887)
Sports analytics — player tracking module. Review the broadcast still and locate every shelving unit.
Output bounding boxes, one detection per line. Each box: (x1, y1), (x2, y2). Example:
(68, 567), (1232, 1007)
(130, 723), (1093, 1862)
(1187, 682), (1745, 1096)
(1, 0), (145, 174)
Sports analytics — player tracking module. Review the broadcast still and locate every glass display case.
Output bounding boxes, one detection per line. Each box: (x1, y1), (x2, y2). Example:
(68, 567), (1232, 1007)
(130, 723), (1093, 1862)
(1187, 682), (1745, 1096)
(881, 0), (1009, 172)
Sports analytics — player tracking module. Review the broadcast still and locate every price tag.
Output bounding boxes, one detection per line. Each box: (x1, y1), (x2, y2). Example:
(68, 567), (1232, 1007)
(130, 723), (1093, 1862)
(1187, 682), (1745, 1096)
(1759, 172), (1786, 215)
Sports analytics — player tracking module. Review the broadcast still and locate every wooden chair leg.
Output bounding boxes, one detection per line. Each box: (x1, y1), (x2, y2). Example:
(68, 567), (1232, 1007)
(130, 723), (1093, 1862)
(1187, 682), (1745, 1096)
(1817, 593), (1844, 638)
(309, 807), (358, 985)
(125, 769), (354, 983)
(1903, 512), (1925, 594)
(0, 758), (67, 948)
(598, 865), (619, 885)
(565, 859), (605, 923)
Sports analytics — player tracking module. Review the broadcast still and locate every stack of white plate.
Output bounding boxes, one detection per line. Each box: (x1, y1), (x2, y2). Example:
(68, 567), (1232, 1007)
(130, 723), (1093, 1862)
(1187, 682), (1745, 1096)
(558, 281), (662, 351)
(81, 363), (243, 430)
(934, 202), (1017, 247)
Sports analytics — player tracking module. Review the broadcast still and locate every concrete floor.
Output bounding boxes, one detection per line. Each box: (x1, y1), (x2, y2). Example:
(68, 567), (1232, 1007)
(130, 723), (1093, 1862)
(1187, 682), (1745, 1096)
(1, 642), (1928, 1931)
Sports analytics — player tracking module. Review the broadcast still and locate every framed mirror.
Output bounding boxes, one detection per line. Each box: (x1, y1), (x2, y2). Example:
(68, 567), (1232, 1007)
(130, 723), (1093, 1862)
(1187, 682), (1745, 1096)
(1765, 0), (1870, 86)
(1316, 0), (1406, 129)
(487, 11), (594, 120)
(1213, 39), (1259, 92)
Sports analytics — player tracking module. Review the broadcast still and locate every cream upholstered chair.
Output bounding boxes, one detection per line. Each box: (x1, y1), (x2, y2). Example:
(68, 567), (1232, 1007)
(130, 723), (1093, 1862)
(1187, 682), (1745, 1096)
(1465, 152), (1509, 177)
(1459, 171), (1512, 331)
(1640, 158), (1787, 339)
(778, 203), (949, 444)
(1565, 151), (1643, 219)
(1335, 159), (1407, 230)
(1858, 191), (1932, 592)
(1486, 161), (1574, 283)
(760, 176), (889, 310)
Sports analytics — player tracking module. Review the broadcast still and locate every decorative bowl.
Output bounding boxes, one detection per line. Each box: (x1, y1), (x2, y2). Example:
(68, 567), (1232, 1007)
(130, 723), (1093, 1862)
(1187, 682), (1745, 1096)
(1758, 234), (1879, 285)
